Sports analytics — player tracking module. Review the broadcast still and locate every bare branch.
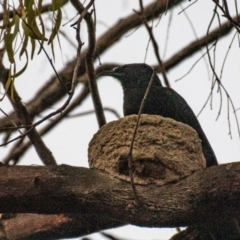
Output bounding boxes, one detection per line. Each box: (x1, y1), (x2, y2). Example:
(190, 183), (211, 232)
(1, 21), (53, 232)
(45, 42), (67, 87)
(137, 0), (170, 87)
(0, 63), (56, 165)
(0, 2), (238, 143)
(162, 14), (239, 72)
(2, 83), (89, 164)
(127, 70), (157, 204)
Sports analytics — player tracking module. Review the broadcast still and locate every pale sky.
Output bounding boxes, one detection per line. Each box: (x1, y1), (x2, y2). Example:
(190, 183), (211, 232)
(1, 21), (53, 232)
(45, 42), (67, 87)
(0, 1), (240, 239)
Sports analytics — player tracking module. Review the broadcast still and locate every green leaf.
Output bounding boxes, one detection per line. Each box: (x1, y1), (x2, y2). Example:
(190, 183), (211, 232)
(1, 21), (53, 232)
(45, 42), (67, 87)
(4, 33), (15, 63)
(0, 11), (17, 29)
(48, 0), (62, 11)
(4, 69), (15, 101)
(22, 19), (47, 41)
(48, 9), (62, 44)
(4, 72), (12, 93)
(20, 34), (28, 57)
(12, 14), (20, 39)
(30, 37), (35, 59)
(37, 9), (47, 54)
(12, 51), (28, 78)
(22, 0), (47, 41)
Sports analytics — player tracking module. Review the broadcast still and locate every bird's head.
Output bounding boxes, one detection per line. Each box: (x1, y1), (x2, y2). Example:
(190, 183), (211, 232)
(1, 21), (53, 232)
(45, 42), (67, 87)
(98, 63), (162, 89)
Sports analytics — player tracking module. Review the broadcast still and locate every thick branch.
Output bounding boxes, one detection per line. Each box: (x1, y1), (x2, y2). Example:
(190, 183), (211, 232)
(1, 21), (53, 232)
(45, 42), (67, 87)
(0, 2), (238, 150)
(0, 0), (185, 130)
(1, 12), (236, 132)
(0, 213), (122, 240)
(0, 163), (239, 228)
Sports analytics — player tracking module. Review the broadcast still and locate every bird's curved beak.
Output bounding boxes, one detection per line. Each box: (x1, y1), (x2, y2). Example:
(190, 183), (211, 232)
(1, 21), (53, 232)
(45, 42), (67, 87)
(97, 70), (114, 78)
(96, 69), (122, 80)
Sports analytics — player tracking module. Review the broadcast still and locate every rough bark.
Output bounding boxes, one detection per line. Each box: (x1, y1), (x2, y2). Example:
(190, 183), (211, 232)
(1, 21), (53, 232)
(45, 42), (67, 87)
(1, 115), (240, 239)
(0, 162), (240, 239)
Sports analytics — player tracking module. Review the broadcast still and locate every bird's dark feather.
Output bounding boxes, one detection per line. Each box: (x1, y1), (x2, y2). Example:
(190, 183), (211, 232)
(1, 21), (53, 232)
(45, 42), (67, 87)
(99, 63), (218, 167)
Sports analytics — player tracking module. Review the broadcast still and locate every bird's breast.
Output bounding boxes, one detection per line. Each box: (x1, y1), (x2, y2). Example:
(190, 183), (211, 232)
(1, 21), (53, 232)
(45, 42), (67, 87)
(123, 87), (164, 116)
(123, 88), (145, 116)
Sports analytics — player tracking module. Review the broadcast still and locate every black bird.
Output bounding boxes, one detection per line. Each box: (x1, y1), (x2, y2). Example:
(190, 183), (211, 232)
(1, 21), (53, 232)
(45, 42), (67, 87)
(98, 63), (218, 167)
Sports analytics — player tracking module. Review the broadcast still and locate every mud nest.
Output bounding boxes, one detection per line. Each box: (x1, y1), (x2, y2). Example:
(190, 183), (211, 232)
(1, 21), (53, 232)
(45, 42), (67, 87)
(88, 114), (206, 185)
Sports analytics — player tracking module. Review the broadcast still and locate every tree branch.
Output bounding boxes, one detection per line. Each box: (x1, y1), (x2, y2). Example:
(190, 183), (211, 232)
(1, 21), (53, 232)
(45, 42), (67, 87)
(162, 14), (239, 72)
(0, 60), (56, 165)
(70, 0), (106, 128)
(0, 161), (239, 239)
(0, 213), (123, 240)
(1, 2), (238, 149)
(0, 163), (239, 227)
(0, 0), (185, 131)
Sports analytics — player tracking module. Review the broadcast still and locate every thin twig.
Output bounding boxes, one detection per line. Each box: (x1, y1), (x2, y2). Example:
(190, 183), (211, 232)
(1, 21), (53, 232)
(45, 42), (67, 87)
(0, 7), (237, 134)
(174, 44), (214, 82)
(67, 107), (121, 119)
(2, 83), (90, 164)
(0, 67), (57, 165)
(216, 0), (240, 32)
(136, 0), (170, 88)
(0, 64), (118, 148)
(70, 0), (106, 128)
(177, 0), (198, 15)
(180, 3), (211, 80)
(205, 11), (240, 139)
(162, 14), (238, 73)
(128, 69), (156, 204)
(219, 31), (237, 81)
